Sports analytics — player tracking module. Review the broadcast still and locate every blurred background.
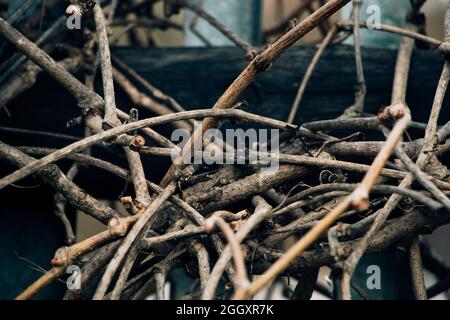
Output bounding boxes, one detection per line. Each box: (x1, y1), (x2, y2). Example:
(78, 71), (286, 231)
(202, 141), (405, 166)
(109, 0), (449, 46)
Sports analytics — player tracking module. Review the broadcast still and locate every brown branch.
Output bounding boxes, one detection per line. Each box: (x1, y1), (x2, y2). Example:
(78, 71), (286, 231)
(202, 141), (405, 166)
(160, 0), (353, 187)
(287, 25), (337, 124)
(340, 5), (435, 298)
(16, 215), (138, 300)
(205, 215), (250, 298)
(16, 146), (206, 226)
(351, 0), (366, 114)
(0, 53), (82, 108)
(93, 3), (119, 129)
(122, 109), (151, 210)
(111, 54), (187, 114)
(410, 237), (427, 299)
(203, 196), (272, 300)
(93, 182), (177, 300)
(337, 21), (442, 49)
(0, 108), (316, 191)
(189, 241), (211, 290)
(54, 163), (78, 245)
(0, 17), (174, 148)
(112, 66), (192, 130)
(0, 141), (119, 224)
(109, 245), (140, 300)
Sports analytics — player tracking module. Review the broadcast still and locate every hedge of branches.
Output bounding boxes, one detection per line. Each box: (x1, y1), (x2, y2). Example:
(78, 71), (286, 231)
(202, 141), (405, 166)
(1, 0), (450, 300)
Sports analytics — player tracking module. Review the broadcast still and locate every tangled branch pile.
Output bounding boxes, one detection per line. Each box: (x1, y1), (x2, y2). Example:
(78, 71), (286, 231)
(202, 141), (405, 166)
(1, 0), (450, 300)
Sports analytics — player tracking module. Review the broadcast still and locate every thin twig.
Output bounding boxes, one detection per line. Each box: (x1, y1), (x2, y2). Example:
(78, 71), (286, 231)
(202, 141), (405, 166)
(205, 216), (250, 298)
(287, 25), (337, 124)
(202, 196), (272, 300)
(93, 3), (119, 128)
(351, 0), (366, 114)
(0, 17), (174, 148)
(190, 241), (210, 290)
(341, 5), (434, 299)
(0, 108), (326, 191)
(16, 214), (139, 300)
(0, 141), (119, 223)
(93, 182), (177, 300)
(178, 0), (256, 60)
(337, 21), (442, 50)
